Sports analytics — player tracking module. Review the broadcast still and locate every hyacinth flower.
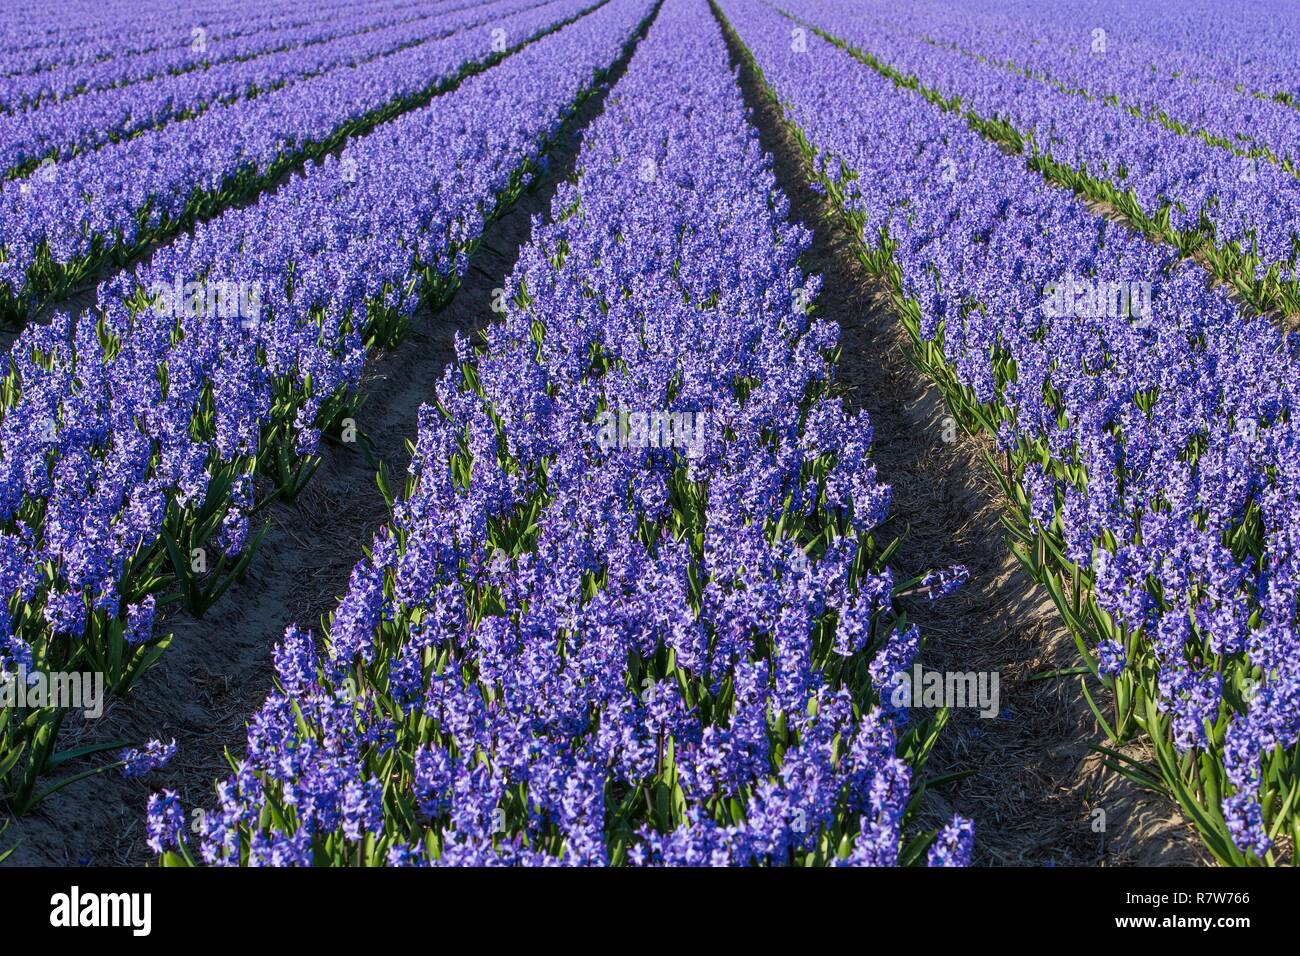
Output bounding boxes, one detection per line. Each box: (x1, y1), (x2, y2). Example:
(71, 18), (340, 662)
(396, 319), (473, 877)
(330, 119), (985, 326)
(801, 0), (1300, 172)
(0, 0), (420, 107)
(0, 0), (603, 327)
(159, 0), (969, 868)
(0, 0), (656, 815)
(778, 0), (1300, 320)
(0, 0), (547, 181)
(719, 0), (1300, 864)
(120, 737), (178, 780)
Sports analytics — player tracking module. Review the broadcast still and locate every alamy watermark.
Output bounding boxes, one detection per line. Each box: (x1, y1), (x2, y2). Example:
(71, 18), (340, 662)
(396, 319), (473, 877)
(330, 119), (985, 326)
(1041, 275), (1153, 323)
(1, 666), (104, 718)
(889, 664), (1001, 718)
(594, 407), (709, 457)
(50, 886), (151, 936)
(148, 277), (263, 328)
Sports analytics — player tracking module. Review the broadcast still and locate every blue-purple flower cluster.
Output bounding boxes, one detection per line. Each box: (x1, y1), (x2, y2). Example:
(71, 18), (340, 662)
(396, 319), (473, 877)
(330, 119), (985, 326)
(120, 737), (178, 779)
(0, 0), (543, 180)
(0, 0), (441, 110)
(720, 0), (1300, 865)
(1, 0), (653, 808)
(940, 0), (1300, 101)
(780, 0), (1299, 312)
(157, 0), (970, 868)
(0, 0), (600, 321)
(838, 0), (1300, 169)
(0, 0), (316, 88)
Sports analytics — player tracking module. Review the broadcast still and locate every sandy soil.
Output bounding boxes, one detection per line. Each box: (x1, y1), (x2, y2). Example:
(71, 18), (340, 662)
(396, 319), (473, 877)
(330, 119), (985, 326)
(721, 15), (1209, 867)
(2, 68), (622, 867)
(2, 9), (1213, 867)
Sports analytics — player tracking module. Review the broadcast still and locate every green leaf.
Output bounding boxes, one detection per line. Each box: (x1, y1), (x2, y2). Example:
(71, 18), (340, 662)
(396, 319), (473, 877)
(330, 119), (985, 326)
(47, 739), (130, 771)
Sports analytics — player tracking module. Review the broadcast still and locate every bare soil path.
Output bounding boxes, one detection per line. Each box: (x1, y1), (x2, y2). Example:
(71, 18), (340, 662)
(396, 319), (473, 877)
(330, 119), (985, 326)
(3, 63), (626, 867)
(719, 11), (1208, 867)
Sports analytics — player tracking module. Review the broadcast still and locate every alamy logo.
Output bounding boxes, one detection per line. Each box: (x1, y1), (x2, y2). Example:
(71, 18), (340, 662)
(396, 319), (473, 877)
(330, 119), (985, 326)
(1041, 275), (1152, 322)
(49, 886), (151, 936)
(149, 278), (263, 328)
(1, 666), (103, 718)
(595, 408), (708, 457)
(889, 665), (1001, 718)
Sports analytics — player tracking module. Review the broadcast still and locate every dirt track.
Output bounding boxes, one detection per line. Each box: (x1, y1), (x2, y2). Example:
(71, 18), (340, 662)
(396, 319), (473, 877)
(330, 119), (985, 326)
(2, 67), (624, 867)
(720, 10), (1207, 866)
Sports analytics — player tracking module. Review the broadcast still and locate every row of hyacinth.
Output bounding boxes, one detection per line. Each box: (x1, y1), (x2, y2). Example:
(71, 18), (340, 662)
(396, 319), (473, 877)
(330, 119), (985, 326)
(0, 0), (514, 178)
(838, 0), (1300, 169)
(719, 0), (1300, 865)
(0, 0), (323, 77)
(0, 0), (594, 324)
(0, 0), (654, 814)
(0, 0), (365, 66)
(949, 0), (1300, 100)
(777, 0), (1300, 317)
(0, 0), (436, 109)
(151, 0), (971, 868)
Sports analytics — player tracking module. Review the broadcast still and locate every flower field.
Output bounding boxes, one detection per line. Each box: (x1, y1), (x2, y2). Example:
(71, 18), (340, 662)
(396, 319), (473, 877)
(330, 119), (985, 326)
(0, 0), (1296, 879)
